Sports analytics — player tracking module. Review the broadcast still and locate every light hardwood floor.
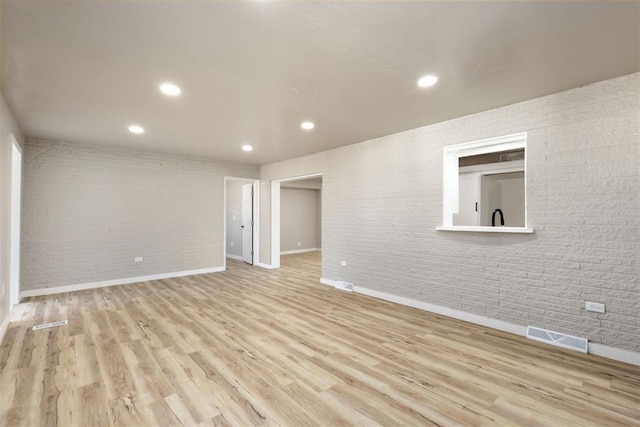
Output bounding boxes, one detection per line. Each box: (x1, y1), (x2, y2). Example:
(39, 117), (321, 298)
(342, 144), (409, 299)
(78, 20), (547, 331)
(1, 251), (639, 426)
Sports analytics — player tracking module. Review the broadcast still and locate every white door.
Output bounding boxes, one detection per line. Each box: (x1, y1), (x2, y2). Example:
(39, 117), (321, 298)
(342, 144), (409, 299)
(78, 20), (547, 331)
(453, 173), (480, 226)
(241, 183), (253, 264)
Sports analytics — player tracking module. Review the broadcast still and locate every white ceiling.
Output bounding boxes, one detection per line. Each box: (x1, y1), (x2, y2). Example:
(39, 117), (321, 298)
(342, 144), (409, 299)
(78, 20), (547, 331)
(3, 1), (638, 165)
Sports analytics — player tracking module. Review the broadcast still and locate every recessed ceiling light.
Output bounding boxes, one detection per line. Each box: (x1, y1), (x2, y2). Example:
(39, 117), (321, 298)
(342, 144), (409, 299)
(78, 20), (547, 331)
(159, 83), (181, 96)
(301, 121), (315, 130)
(128, 125), (144, 134)
(417, 75), (438, 88)
(242, 145), (253, 152)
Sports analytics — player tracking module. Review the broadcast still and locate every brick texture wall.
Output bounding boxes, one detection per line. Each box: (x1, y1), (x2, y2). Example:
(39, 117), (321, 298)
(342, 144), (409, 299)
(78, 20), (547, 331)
(21, 140), (259, 290)
(260, 73), (640, 352)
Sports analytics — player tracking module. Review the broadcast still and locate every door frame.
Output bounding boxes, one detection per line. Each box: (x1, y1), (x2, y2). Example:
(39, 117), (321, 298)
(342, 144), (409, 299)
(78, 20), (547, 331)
(270, 172), (322, 269)
(241, 182), (254, 265)
(223, 177), (259, 270)
(9, 135), (22, 306)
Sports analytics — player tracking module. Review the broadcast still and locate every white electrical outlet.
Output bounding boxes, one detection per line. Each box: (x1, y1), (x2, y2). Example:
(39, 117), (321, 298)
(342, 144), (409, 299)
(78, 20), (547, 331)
(341, 260), (347, 267)
(134, 257), (143, 263)
(585, 301), (605, 313)
(230, 241), (234, 247)
(298, 241), (302, 247)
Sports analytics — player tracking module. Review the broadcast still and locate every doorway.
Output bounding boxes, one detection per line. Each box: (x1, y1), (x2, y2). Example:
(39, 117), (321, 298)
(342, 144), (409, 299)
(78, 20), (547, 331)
(270, 173), (322, 269)
(9, 135), (22, 306)
(241, 183), (253, 264)
(224, 177), (259, 267)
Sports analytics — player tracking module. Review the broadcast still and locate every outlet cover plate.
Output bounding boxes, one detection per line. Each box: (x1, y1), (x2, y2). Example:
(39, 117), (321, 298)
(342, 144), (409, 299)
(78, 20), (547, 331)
(585, 301), (605, 313)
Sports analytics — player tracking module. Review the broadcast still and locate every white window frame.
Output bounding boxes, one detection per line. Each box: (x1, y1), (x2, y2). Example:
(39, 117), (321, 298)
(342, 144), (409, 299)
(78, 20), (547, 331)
(437, 132), (533, 233)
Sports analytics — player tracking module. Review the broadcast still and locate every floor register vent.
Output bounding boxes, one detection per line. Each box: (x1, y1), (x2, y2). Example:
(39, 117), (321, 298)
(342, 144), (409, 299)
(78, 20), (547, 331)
(32, 320), (68, 331)
(526, 326), (588, 353)
(335, 281), (354, 292)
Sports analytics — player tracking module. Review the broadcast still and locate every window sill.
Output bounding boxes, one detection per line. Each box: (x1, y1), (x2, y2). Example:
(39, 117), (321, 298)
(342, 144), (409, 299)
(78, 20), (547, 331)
(436, 226), (534, 234)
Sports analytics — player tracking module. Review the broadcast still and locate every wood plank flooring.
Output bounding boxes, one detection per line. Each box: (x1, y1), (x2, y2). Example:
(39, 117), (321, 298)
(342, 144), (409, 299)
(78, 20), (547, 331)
(1, 251), (639, 426)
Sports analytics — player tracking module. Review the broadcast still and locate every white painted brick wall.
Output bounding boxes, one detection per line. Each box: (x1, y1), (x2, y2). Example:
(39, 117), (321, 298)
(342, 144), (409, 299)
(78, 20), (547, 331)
(260, 73), (640, 352)
(21, 140), (259, 290)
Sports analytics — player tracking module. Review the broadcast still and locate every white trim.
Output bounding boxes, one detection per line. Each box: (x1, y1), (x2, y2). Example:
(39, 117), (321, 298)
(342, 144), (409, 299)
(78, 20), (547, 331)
(253, 181), (260, 266)
(436, 226), (534, 234)
(256, 262), (276, 270)
(330, 282), (639, 366)
(444, 132), (527, 157)
(270, 181), (281, 269)
(226, 253), (244, 261)
(19, 267), (225, 298)
(9, 134), (22, 306)
(0, 317), (9, 345)
(280, 248), (321, 255)
(320, 278), (336, 287)
(588, 343), (640, 366)
(354, 285), (526, 336)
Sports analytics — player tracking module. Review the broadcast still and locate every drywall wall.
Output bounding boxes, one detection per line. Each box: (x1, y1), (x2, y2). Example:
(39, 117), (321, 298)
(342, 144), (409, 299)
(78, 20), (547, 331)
(280, 187), (320, 252)
(225, 180), (244, 258)
(260, 72), (640, 353)
(21, 139), (259, 291)
(0, 94), (23, 337)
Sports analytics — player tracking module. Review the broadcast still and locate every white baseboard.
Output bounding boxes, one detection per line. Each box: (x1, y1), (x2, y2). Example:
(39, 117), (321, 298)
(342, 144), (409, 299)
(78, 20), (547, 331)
(0, 316), (9, 346)
(280, 248), (321, 255)
(256, 262), (276, 269)
(588, 343), (640, 366)
(226, 253), (244, 261)
(321, 278), (640, 367)
(20, 266), (226, 299)
(320, 278), (336, 287)
(353, 284), (526, 337)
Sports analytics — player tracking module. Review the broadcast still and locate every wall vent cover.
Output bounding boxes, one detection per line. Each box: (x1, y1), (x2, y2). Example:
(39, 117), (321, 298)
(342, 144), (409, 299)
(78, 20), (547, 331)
(526, 326), (588, 353)
(32, 320), (68, 331)
(335, 281), (354, 292)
